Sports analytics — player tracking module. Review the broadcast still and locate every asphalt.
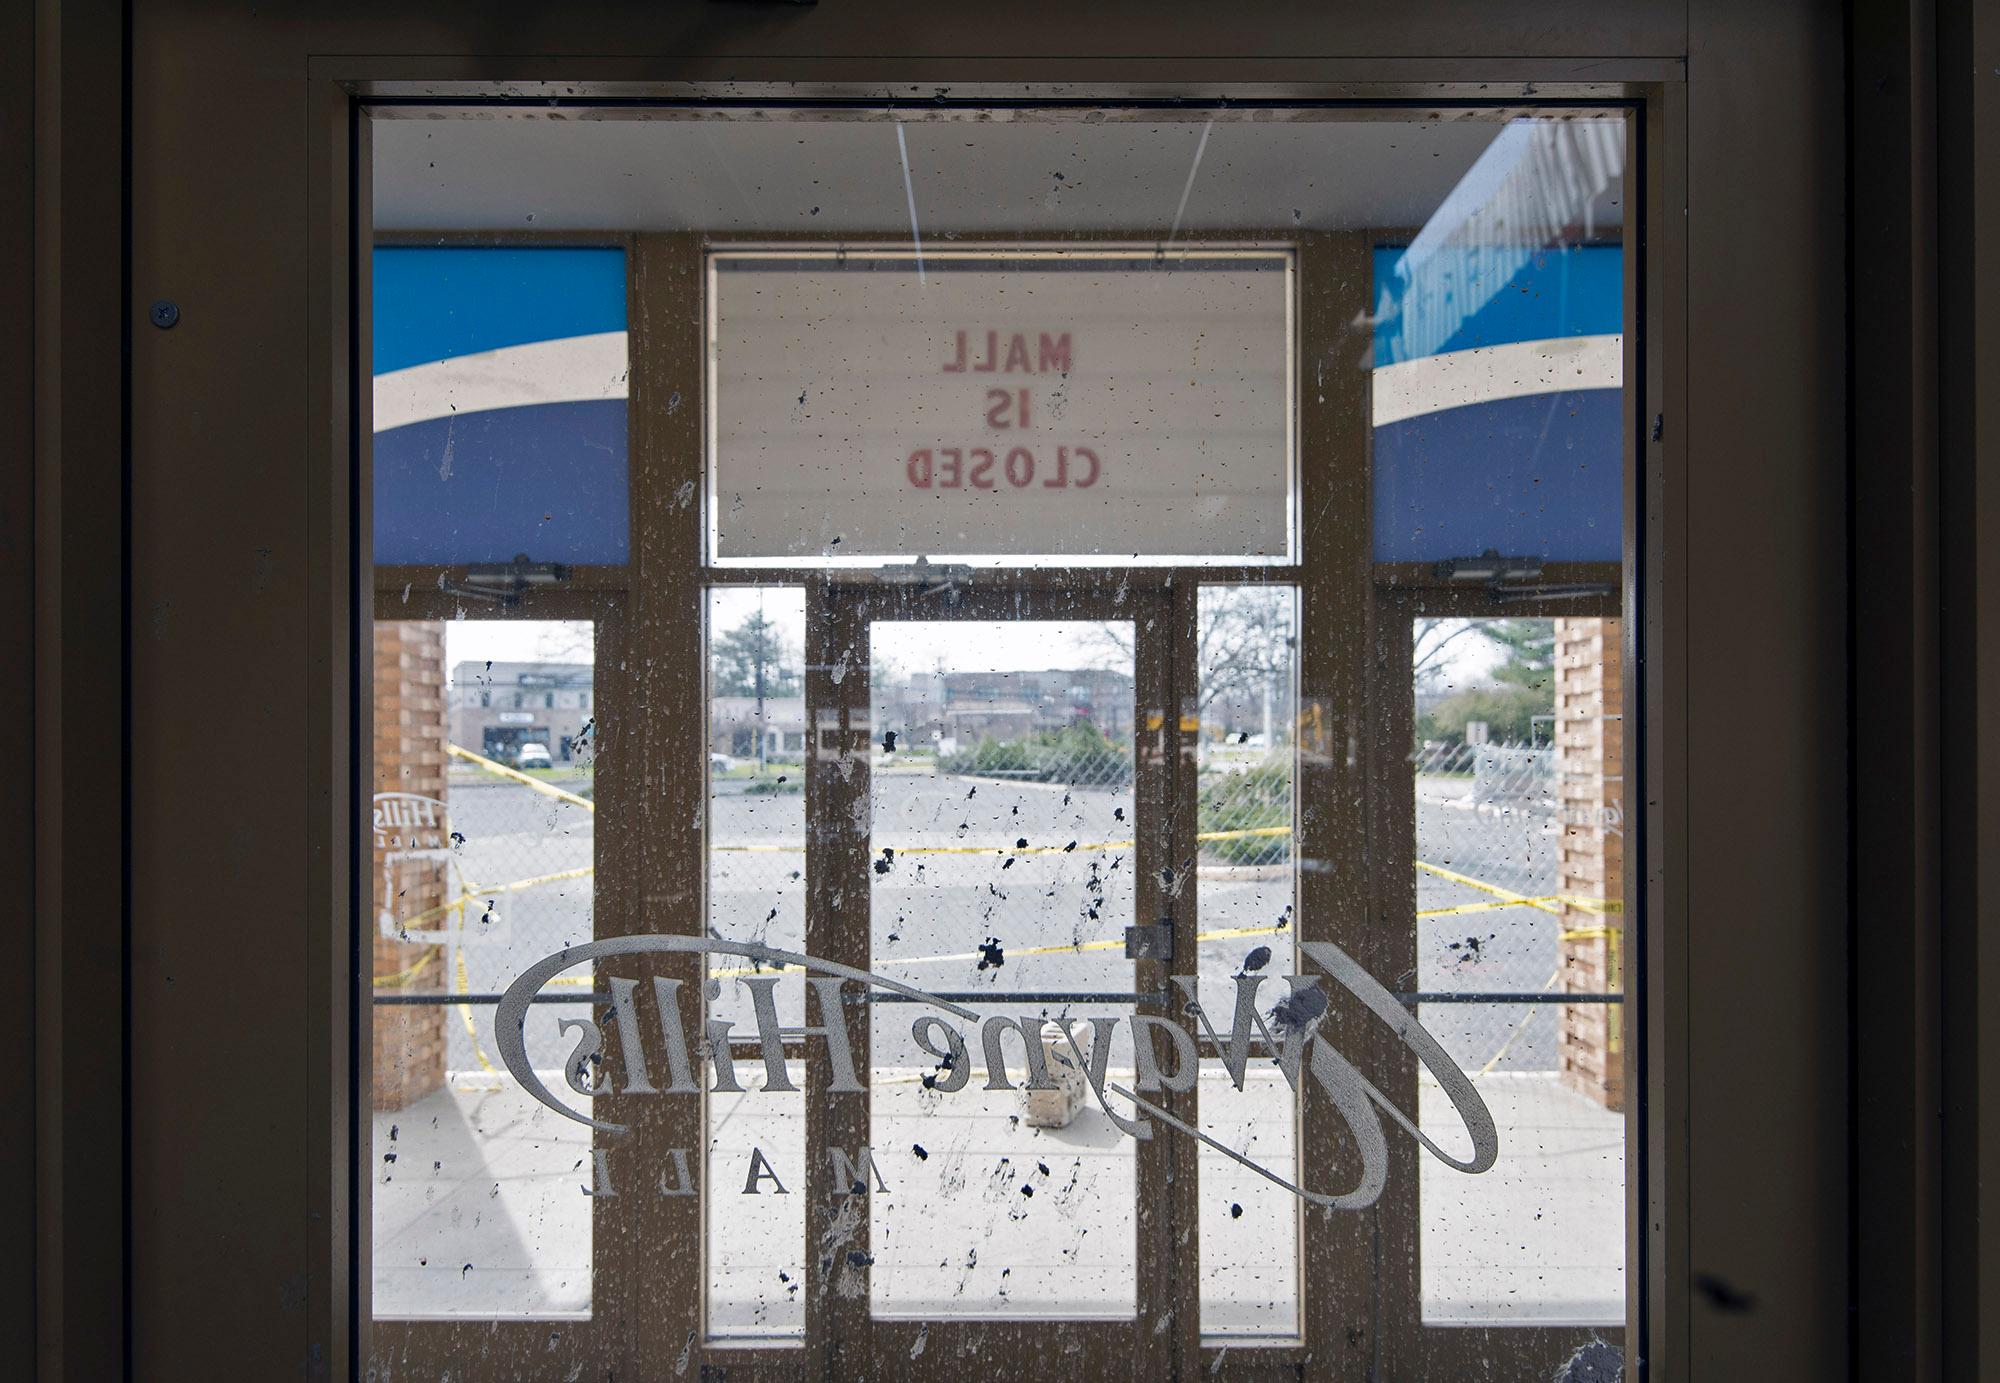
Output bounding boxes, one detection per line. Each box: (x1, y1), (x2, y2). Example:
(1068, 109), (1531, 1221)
(395, 767), (1580, 1085)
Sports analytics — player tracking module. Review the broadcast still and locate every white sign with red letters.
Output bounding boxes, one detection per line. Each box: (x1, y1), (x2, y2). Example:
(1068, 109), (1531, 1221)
(707, 248), (1294, 564)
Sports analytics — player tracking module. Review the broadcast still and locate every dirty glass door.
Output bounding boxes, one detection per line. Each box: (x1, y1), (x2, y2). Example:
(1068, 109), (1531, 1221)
(366, 98), (1638, 1382)
(789, 583), (1181, 1374)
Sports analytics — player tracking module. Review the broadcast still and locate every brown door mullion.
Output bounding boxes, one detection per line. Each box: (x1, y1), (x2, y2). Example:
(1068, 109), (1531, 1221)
(628, 231), (704, 1375)
(1141, 579), (1205, 1379)
(1127, 584), (1182, 1379)
(1364, 600), (1425, 1379)
(1291, 227), (1379, 1383)
(803, 584), (873, 1377)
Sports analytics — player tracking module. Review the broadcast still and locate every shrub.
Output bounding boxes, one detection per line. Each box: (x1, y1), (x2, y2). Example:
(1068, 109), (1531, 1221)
(1198, 760), (1293, 865)
(1415, 683), (1553, 749)
(937, 723), (1133, 786)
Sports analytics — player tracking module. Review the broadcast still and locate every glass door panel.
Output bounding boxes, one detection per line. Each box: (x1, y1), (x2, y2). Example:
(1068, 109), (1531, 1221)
(1409, 614), (1627, 1326)
(866, 618), (1141, 1320)
(370, 613), (604, 1321)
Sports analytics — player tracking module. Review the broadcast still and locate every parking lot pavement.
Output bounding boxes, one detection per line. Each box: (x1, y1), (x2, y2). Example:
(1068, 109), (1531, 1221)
(405, 771), (1573, 1078)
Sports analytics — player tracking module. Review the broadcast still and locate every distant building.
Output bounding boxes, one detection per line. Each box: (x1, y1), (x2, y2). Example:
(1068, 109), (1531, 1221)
(877, 667), (1134, 749)
(448, 661), (594, 764)
(709, 696), (807, 760)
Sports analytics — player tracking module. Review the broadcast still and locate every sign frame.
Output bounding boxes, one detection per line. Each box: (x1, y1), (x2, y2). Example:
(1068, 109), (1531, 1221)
(703, 243), (1300, 568)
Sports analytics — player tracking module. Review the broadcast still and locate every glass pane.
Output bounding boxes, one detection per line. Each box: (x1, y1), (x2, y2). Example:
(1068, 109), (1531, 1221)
(1193, 586), (1301, 1340)
(868, 1007), (1140, 1320)
(867, 620), (1138, 1318)
(372, 247), (630, 566)
(706, 588), (807, 1340)
(1370, 121), (1626, 563)
(866, 621), (1136, 995)
(707, 1052), (807, 1339)
(1413, 616), (1625, 1324)
(371, 618), (597, 1319)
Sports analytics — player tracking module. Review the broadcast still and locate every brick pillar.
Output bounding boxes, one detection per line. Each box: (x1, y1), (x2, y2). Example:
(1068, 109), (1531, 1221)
(372, 620), (450, 1110)
(1554, 617), (1626, 1111)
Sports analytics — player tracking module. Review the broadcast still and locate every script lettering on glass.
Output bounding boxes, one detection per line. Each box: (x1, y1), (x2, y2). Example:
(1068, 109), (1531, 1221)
(495, 935), (1496, 1211)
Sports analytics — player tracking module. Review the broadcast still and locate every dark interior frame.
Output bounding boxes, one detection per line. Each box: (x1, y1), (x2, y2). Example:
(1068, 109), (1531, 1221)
(22, 1), (1973, 1378)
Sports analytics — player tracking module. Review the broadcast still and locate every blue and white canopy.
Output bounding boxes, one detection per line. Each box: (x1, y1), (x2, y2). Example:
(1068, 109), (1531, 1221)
(372, 246), (629, 566)
(1371, 243), (1624, 565)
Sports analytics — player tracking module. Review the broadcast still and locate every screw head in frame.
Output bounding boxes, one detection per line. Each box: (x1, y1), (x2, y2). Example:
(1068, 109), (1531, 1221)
(149, 299), (180, 329)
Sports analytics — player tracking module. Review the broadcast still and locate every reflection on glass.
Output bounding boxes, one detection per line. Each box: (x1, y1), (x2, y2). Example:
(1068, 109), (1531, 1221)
(867, 621), (1138, 1318)
(1414, 616), (1625, 1324)
(706, 588), (808, 1340)
(371, 619), (597, 1319)
(1192, 586), (1301, 1339)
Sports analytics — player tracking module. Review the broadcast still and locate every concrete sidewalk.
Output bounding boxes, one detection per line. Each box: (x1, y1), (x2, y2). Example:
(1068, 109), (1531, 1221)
(371, 1067), (1622, 1332)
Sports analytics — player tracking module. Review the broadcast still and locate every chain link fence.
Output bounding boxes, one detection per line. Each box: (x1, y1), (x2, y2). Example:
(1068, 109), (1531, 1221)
(1412, 737), (1569, 1073)
(374, 739), (598, 1077)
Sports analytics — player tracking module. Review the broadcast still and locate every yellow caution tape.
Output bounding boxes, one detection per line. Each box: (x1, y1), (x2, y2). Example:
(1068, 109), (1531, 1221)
(375, 786), (1632, 1032)
(454, 944), (496, 1073)
(712, 824), (1288, 858)
(1417, 859), (1623, 919)
(448, 864), (498, 1073)
(1475, 968), (1561, 1079)
(449, 743), (595, 811)
(1558, 925), (1619, 943)
(373, 946), (443, 990)
(376, 864), (595, 942)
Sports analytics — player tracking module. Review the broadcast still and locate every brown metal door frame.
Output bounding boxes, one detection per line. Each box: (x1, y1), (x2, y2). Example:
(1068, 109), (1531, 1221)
(1369, 581), (1627, 1380)
(344, 103), (1645, 1375)
(800, 577), (1195, 1381)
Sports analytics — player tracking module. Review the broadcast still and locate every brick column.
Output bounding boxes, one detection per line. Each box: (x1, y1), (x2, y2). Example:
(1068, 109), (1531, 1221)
(371, 620), (450, 1110)
(1554, 617), (1626, 1111)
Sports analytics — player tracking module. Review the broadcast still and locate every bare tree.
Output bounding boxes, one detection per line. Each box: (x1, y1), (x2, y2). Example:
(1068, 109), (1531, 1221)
(531, 620), (595, 664)
(1081, 588), (1295, 735)
(1413, 618), (1485, 689)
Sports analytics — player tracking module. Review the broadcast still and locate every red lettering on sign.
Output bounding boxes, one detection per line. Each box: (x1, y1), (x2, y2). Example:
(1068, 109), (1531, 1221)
(946, 330), (1071, 373)
(985, 389), (1032, 428)
(903, 444), (1103, 489)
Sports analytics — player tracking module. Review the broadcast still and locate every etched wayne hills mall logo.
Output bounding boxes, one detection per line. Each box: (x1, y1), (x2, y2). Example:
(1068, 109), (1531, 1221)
(497, 936), (1497, 1209)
